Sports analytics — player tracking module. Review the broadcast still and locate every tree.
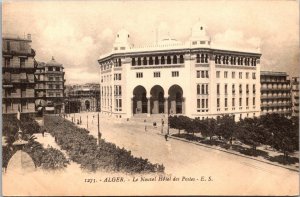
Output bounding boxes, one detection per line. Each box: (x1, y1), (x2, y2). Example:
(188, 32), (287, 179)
(201, 118), (217, 141)
(237, 117), (267, 151)
(216, 115), (237, 144)
(261, 113), (299, 160)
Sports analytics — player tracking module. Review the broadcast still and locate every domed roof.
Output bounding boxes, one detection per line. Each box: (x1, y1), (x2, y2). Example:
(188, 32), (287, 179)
(190, 20), (211, 43)
(47, 56), (62, 67)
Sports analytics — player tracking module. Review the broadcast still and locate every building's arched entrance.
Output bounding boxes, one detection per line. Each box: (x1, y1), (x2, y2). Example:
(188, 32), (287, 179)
(168, 85), (184, 114)
(133, 86), (148, 114)
(85, 100), (90, 111)
(150, 85), (165, 114)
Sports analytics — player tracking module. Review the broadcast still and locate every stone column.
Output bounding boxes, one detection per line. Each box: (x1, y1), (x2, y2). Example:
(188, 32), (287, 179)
(147, 97), (151, 117)
(182, 97), (186, 114)
(131, 98), (134, 117)
(164, 97), (168, 114)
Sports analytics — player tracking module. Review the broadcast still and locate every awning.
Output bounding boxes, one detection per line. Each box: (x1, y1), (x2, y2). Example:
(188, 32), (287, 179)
(45, 107), (55, 111)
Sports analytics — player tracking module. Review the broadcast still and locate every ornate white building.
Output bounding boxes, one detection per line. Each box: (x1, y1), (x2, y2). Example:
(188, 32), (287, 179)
(98, 22), (261, 121)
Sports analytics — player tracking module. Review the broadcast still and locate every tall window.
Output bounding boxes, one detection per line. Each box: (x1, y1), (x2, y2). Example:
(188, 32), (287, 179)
(197, 99), (201, 108)
(197, 85), (200, 95)
(217, 98), (220, 108)
(253, 84), (256, 93)
(239, 84), (242, 94)
(253, 97), (255, 105)
(239, 98), (242, 106)
(201, 85), (205, 94)
(246, 72), (249, 79)
(246, 98), (249, 106)
(246, 84), (249, 94)
(224, 71), (228, 78)
(232, 84), (235, 94)
(197, 71), (200, 78)
(201, 71), (205, 78)
(216, 71), (220, 78)
(239, 72), (242, 79)
(232, 98), (235, 107)
(217, 84), (220, 95)
(252, 72), (256, 79)
(232, 72), (235, 79)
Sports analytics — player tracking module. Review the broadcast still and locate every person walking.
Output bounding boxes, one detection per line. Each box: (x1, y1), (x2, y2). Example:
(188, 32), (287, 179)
(42, 129), (45, 137)
(164, 134), (168, 141)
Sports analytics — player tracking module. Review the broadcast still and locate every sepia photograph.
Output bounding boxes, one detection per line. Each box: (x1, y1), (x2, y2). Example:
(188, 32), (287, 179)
(1, 0), (299, 196)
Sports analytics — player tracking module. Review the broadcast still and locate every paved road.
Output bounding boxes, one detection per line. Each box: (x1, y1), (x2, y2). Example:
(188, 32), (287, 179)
(3, 113), (298, 196)
(73, 112), (299, 195)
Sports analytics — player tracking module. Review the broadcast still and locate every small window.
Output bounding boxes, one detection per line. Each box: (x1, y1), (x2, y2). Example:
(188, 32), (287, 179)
(55, 67), (60, 71)
(48, 67), (53, 71)
(56, 85), (60, 89)
(200, 41), (205, 44)
(136, 72), (143, 78)
(192, 41), (197, 45)
(20, 58), (26, 67)
(246, 72), (249, 79)
(216, 71), (220, 78)
(239, 72), (242, 79)
(172, 71), (179, 77)
(154, 72), (160, 78)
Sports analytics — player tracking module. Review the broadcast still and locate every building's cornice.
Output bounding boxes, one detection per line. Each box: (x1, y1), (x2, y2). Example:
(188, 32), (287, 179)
(98, 47), (261, 64)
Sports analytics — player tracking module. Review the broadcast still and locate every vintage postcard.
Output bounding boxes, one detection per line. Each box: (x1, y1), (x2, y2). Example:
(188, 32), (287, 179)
(2, 0), (299, 196)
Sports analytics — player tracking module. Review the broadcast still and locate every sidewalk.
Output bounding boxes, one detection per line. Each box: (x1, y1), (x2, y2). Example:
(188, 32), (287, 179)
(160, 133), (299, 172)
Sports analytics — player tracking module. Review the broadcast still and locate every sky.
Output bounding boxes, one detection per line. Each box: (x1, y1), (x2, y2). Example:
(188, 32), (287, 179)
(2, 0), (299, 84)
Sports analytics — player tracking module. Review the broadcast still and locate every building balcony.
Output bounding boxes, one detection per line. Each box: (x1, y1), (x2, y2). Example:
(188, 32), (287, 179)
(261, 102), (292, 107)
(2, 48), (36, 57)
(261, 95), (291, 99)
(260, 87), (291, 91)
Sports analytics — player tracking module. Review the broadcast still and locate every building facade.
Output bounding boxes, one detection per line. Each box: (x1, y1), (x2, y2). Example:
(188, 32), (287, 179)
(98, 22), (261, 120)
(260, 71), (292, 116)
(291, 77), (299, 117)
(2, 34), (37, 115)
(66, 83), (100, 113)
(35, 57), (65, 114)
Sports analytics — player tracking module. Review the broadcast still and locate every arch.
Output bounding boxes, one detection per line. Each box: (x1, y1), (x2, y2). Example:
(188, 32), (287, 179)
(149, 57), (153, 65)
(133, 85), (148, 114)
(167, 56), (171, 64)
(173, 55), (177, 64)
(205, 54), (208, 63)
(137, 57), (141, 66)
(196, 54), (200, 63)
(143, 57), (147, 65)
(200, 54), (205, 63)
(179, 55), (184, 63)
(168, 85), (184, 114)
(155, 56), (159, 65)
(85, 100), (90, 111)
(150, 85), (165, 114)
(161, 56), (165, 64)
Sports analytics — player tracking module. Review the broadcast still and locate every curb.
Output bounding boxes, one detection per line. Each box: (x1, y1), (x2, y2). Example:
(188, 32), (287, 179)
(157, 133), (299, 173)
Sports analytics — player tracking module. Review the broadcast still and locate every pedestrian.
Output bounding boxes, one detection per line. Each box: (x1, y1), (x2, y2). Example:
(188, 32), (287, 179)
(42, 129), (45, 137)
(164, 134), (168, 141)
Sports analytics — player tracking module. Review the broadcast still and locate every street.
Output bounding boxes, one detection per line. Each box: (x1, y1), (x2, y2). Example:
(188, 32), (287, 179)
(3, 112), (299, 196)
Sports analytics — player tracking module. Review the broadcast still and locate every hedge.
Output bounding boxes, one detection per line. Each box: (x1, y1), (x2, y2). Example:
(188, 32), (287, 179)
(44, 115), (165, 173)
(2, 115), (69, 170)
